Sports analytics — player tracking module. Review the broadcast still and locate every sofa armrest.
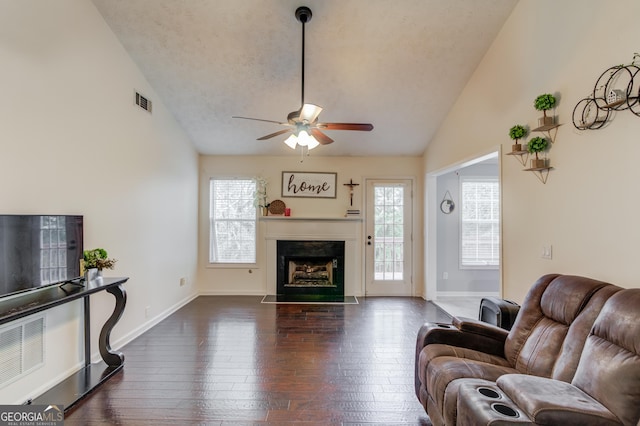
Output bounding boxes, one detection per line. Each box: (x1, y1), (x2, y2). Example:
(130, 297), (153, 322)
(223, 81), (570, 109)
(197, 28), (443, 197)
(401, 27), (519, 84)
(497, 374), (623, 425)
(414, 319), (508, 397)
(416, 318), (508, 350)
(452, 316), (510, 342)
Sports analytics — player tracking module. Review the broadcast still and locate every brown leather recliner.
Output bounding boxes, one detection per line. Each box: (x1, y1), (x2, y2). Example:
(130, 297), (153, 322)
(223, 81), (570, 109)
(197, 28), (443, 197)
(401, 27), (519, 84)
(415, 274), (624, 426)
(455, 287), (640, 425)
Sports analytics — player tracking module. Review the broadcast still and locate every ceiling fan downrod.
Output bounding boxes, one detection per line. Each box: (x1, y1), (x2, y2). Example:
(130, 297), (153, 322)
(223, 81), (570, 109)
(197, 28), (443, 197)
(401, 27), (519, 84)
(295, 7), (312, 107)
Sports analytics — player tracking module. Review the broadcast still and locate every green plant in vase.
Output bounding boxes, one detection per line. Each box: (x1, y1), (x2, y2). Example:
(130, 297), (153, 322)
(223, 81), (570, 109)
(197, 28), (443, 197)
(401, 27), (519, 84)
(83, 248), (116, 271)
(527, 136), (548, 169)
(508, 124), (527, 151)
(534, 93), (557, 127)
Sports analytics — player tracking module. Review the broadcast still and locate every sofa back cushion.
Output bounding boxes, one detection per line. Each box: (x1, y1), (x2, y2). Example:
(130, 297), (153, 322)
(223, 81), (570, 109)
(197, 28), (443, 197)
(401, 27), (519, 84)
(504, 274), (616, 380)
(572, 288), (640, 426)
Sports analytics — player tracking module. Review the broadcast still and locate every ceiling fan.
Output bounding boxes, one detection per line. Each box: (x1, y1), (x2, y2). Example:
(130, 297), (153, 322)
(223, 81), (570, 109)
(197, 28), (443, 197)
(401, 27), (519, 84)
(233, 6), (374, 151)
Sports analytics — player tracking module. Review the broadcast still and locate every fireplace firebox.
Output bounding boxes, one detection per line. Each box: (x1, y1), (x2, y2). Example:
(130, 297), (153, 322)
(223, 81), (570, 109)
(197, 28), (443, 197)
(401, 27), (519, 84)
(277, 240), (345, 301)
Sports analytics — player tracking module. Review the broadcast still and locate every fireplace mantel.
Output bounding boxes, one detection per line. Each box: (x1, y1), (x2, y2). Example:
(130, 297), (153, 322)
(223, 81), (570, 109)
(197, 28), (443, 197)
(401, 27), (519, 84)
(262, 216), (363, 296)
(259, 216), (362, 222)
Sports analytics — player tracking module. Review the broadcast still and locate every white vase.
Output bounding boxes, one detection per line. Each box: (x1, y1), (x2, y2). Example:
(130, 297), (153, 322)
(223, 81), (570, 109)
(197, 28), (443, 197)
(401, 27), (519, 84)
(85, 268), (102, 282)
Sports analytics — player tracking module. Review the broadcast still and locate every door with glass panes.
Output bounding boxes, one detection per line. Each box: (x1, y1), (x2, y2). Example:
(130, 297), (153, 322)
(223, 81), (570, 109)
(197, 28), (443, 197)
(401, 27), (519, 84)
(365, 179), (413, 296)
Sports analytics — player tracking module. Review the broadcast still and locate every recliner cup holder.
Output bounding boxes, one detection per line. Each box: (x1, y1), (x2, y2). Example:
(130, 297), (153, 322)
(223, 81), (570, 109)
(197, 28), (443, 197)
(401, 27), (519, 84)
(477, 387), (500, 399)
(491, 403), (519, 418)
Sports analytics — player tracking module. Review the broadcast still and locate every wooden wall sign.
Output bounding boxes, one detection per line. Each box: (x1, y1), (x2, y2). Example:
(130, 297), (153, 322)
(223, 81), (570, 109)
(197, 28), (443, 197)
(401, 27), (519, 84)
(281, 171), (337, 198)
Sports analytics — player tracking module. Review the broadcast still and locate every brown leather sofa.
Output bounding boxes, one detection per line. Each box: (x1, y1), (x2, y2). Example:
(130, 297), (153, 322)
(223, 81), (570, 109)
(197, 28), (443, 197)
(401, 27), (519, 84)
(415, 274), (640, 425)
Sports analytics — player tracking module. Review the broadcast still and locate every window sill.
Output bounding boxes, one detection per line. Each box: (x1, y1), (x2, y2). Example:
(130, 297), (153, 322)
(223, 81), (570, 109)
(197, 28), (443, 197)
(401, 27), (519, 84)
(207, 263), (259, 269)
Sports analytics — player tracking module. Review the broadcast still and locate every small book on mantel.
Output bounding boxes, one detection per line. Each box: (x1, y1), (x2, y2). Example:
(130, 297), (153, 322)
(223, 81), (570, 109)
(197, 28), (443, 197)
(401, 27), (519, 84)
(345, 209), (361, 217)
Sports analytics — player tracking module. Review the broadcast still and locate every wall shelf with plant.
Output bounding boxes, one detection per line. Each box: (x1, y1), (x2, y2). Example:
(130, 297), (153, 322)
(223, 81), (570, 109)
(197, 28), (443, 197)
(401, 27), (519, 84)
(505, 93), (559, 184)
(532, 93), (562, 142)
(505, 124), (529, 166)
(524, 136), (552, 184)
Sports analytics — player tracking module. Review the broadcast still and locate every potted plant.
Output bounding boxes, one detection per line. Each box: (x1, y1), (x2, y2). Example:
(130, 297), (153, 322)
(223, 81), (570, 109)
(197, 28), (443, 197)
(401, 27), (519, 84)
(253, 177), (270, 216)
(534, 93), (557, 127)
(527, 136), (548, 168)
(508, 124), (527, 151)
(83, 248), (116, 280)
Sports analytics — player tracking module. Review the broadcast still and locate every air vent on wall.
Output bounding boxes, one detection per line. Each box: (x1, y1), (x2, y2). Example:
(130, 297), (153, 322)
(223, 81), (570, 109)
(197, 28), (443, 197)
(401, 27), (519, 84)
(135, 91), (152, 113)
(0, 316), (45, 388)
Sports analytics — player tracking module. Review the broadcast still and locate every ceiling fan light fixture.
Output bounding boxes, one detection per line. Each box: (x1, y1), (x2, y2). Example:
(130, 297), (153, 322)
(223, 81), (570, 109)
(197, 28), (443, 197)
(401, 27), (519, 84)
(295, 130), (316, 148)
(306, 135), (320, 150)
(296, 131), (310, 146)
(284, 134), (298, 149)
(283, 130), (319, 151)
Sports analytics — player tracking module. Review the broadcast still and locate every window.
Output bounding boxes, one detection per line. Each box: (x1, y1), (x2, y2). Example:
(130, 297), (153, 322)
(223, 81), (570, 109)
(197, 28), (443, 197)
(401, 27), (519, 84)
(209, 178), (257, 264)
(460, 177), (499, 268)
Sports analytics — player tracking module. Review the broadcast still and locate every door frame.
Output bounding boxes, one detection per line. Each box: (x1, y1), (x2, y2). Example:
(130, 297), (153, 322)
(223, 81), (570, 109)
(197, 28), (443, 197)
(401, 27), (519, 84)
(424, 147), (503, 301)
(363, 176), (418, 296)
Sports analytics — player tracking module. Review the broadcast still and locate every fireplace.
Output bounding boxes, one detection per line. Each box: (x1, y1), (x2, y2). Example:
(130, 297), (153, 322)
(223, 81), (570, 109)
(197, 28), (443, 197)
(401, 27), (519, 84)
(277, 240), (345, 301)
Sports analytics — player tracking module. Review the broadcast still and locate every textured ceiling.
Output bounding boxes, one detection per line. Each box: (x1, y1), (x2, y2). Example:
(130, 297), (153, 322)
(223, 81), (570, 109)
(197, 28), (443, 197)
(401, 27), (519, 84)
(91, 0), (518, 156)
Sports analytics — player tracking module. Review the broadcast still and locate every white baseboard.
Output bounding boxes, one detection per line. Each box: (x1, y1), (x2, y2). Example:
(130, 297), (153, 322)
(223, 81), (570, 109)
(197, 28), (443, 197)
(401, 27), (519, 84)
(197, 290), (265, 296)
(435, 291), (500, 299)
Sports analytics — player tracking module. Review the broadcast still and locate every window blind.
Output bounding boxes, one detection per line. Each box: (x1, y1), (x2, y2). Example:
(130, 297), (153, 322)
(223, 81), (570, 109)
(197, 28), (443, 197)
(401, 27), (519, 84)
(209, 179), (257, 263)
(460, 177), (500, 268)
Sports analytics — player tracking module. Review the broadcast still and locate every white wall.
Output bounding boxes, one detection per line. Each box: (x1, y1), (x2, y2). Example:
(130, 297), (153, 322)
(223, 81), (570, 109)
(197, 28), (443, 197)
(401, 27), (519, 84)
(423, 0), (640, 302)
(0, 0), (198, 403)
(199, 155), (423, 296)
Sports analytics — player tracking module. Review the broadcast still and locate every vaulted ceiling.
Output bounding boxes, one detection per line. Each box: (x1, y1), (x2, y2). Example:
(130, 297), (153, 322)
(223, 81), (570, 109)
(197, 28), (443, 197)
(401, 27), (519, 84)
(92, 0), (518, 156)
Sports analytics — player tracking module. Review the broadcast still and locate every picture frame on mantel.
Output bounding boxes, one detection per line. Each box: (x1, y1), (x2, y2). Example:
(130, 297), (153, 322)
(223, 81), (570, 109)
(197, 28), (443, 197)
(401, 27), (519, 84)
(281, 171), (337, 198)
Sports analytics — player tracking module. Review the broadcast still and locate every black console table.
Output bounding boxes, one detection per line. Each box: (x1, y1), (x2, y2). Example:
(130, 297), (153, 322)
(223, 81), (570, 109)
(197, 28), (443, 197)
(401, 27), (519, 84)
(0, 277), (128, 412)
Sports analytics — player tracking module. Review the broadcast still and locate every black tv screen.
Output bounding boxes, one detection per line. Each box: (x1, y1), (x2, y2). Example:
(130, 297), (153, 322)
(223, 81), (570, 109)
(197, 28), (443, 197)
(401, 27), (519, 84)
(0, 215), (83, 298)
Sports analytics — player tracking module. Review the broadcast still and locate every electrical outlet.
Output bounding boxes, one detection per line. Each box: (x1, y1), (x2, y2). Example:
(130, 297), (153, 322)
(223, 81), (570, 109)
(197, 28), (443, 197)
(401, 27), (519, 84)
(145, 306), (150, 318)
(541, 245), (552, 260)
(179, 277), (187, 287)
(443, 272), (449, 280)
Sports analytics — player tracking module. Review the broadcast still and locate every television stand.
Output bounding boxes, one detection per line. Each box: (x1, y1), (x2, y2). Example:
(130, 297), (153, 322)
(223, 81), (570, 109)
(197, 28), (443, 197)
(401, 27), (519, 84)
(0, 277), (128, 412)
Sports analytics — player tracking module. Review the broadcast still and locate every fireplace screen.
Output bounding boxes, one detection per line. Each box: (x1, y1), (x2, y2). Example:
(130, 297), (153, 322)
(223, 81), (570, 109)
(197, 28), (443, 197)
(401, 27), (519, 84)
(287, 259), (336, 287)
(277, 240), (345, 298)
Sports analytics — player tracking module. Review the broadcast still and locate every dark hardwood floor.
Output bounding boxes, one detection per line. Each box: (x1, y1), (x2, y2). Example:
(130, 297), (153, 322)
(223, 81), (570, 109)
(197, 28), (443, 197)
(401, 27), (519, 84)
(65, 296), (451, 425)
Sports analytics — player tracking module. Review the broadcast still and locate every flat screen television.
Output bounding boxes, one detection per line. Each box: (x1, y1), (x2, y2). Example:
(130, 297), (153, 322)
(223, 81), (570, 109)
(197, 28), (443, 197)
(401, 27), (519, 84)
(0, 215), (83, 298)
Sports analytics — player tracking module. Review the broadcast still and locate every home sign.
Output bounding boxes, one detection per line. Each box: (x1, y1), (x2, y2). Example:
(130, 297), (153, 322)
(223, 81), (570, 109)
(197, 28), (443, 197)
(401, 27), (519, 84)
(281, 172), (337, 198)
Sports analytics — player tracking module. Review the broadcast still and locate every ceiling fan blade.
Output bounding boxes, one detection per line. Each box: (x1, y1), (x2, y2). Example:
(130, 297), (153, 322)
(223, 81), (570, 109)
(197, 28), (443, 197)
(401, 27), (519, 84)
(257, 129), (292, 140)
(232, 116), (287, 125)
(317, 122), (374, 131)
(299, 103), (323, 123)
(310, 128), (334, 145)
